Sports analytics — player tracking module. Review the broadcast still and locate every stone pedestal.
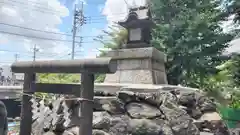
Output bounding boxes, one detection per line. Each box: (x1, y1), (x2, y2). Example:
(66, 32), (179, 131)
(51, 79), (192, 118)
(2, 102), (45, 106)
(104, 47), (168, 84)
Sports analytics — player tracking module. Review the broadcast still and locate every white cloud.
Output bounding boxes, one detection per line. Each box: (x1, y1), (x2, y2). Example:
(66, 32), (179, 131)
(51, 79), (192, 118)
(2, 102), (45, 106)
(225, 38), (240, 54)
(0, 0), (71, 54)
(84, 48), (100, 58)
(0, 50), (5, 54)
(102, 0), (147, 26)
(0, 34), (8, 44)
(74, 0), (87, 5)
(98, 4), (104, 13)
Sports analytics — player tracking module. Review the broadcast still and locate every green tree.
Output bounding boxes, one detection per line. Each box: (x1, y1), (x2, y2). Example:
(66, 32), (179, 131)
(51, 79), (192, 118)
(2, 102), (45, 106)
(94, 25), (128, 82)
(150, 0), (234, 87)
(38, 73), (80, 83)
(35, 73), (80, 99)
(95, 25), (128, 55)
(219, 54), (240, 86)
(227, 0), (240, 23)
(95, 0), (235, 87)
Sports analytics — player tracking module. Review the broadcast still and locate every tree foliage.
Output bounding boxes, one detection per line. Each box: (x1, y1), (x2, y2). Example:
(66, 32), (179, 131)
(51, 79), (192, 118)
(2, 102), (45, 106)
(37, 73), (80, 83)
(95, 0), (235, 87)
(95, 25), (128, 56)
(219, 54), (240, 86)
(94, 25), (127, 82)
(150, 0), (234, 87)
(35, 74), (80, 99)
(227, 0), (240, 23)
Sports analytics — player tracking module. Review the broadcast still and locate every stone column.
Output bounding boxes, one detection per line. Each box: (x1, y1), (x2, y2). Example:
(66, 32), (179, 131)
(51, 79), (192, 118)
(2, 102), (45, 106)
(104, 47), (168, 84)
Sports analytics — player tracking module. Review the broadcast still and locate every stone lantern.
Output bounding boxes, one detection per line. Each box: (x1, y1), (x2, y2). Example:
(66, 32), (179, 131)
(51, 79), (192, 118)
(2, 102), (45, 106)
(118, 6), (154, 48)
(104, 6), (168, 84)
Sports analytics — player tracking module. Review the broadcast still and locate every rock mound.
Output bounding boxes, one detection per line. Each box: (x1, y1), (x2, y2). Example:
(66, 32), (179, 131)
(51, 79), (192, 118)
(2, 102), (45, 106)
(37, 88), (228, 135)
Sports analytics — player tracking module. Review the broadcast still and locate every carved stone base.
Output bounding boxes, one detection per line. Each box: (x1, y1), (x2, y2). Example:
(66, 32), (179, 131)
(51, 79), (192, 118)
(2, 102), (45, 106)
(104, 47), (168, 84)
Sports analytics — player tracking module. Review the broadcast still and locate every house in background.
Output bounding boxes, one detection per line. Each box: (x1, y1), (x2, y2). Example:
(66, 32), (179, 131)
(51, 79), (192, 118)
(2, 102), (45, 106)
(0, 65), (24, 86)
(0, 65), (22, 118)
(12, 73), (24, 85)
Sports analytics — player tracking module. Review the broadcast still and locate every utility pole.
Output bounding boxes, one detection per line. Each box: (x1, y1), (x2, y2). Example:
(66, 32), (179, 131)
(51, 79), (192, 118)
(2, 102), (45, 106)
(12, 53), (19, 85)
(33, 44), (39, 61)
(71, 4), (77, 60)
(71, 2), (86, 60)
(14, 54), (19, 62)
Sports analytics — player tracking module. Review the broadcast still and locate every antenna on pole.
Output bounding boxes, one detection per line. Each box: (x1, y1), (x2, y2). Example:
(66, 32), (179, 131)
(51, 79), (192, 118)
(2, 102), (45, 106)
(71, 4), (77, 60)
(71, 1), (86, 60)
(14, 54), (19, 62)
(123, 0), (130, 8)
(33, 44), (39, 61)
(123, 0), (131, 12)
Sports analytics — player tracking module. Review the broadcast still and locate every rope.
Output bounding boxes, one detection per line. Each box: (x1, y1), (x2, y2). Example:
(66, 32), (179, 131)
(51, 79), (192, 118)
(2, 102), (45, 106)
(18, 92), (94, 103)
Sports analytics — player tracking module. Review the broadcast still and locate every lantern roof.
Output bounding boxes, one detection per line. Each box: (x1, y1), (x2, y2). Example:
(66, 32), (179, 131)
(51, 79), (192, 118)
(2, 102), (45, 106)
(118, 6), (154, 28)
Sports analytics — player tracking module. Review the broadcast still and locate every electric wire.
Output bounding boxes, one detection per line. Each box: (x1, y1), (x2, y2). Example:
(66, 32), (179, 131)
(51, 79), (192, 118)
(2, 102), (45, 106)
(5, 0), (65, 14)
(0, 0), (131, 62)
(0, 22), (80, 37)
(0, 30), (81, 43)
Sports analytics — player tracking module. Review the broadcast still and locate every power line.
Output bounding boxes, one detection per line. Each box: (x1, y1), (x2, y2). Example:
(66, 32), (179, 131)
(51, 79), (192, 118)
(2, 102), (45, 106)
(5, 0), (65, 13)
(0, 2), (65, 15)
(0, 22), (113, 39)
(0, 29), (116, 45)
(0, 22), (80, 37)
(15, 0), (53, 5)
(0, 30), (81, 43)
(1, 0), (128, 19)
(0, 49), (72, 60)
(123, 0), (131, 9)
(1, 1), (129, 23)
(2, 0), (132, 18)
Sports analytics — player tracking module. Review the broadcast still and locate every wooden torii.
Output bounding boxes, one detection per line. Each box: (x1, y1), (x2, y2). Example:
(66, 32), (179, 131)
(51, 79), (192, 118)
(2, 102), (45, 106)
(11, 58), (117, 135)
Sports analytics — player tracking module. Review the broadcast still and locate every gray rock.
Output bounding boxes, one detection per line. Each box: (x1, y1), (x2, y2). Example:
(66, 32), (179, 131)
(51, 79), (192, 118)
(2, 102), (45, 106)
(30, 86), (228, 135)
(43, 131), (56, 135)
(153, 119), (174, 135)
(93, 112), (111, 130)
(200, 132), (214, 135)
(190, 108), (203, 119)
(161, 100), (199, 135)
(118, 91), (136, 103)
(129, 119), (164, 135)
(109, 115), (131, 135)
(102, 99), (125, 115)
(199, 112), (221, 122)
(170, 115), (200, 135)
(94, 97), (125, 114)
(135, 92), (163, 107)
(197, 96), (216, 113)
(94, 91), (116, 97)
(160, 101), (187, 121)
(118, 91), (177, 106)
(62, 127), (79, 135)
(125, 102), (162, 119)
(178, 92), (196, 108)
(93, 130), (110, 135)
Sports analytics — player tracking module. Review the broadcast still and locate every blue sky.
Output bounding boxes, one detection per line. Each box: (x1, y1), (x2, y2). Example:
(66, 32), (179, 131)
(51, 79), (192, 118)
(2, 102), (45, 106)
(0, 0), (110, 65)
(59, 0), (108, 58)
(0, 0), (238, 65)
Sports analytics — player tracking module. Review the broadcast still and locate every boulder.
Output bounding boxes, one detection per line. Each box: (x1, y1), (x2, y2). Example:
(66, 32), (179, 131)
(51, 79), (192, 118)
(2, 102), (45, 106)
(31, 86), (229, 135)
(125, 102), (162, 119)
